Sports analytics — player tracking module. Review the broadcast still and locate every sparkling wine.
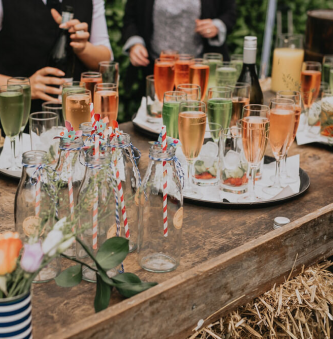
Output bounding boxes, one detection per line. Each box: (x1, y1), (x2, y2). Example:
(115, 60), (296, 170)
(160, 51), (178, 61)
(207, 98), (232, 129)
(204, 60), (222, 93)
(301, 70), (321, 107)
(287, 106), (301, 149)
(269, 109), (295, 160)
(154, 61), (175, 102)
(323, 63), (333, 84)
(174, 60), (192, 88)
(242, 116), (268, 165)
(178, 112), (206, 160)
(94, 90), (119, 122)
(62, 86), (85, 122)
(231, 97), (250, 126)
(66, 94), (90, 130)
(189, 64), (209, 101)
(0, 92), (24, 137)
(230, 59), (243, 79)
(216, 66), (237, 86)
(81, 77), (102, 101)
(162, 101), (180, 139)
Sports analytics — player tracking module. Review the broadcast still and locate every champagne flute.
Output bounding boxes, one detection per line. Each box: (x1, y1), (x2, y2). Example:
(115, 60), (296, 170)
(230, 54), (243, 80)
(146, 75), (162, 121)
(0, 85), (24, 171)
(7, 77), (31, 161)
(42, 101), (64, 126)
(81, 72), (102, 102)
(301, 61), (321, 125)
(207, 87), (232, 130)
(99, 61), (119, 84)
(263, 99), (295, 196)
(154, 57), (175, 102)
(322, 55), (333, 84)
(321, 92), (333, 140)
(176, 84), (201, 101)
(94, 83), (119, 123)
(276, 91), (302, 184)
(216, 61), (238, 87)
(160, 50), (179, 61)
(203, 53), (223, 95)
(189, 58), (210, 101)
(66, 90), (91, 130)
(238, 113), (269, 202)
(162, 91), (187, 139)
(178, 101), (206, 197)
(174, 54), (194, 88)
(228, 82), (250, 127)
(62, 81), (86, 121)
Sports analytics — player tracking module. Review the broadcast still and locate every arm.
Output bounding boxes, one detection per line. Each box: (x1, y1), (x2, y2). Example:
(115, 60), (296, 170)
(0, 74), (10, 86)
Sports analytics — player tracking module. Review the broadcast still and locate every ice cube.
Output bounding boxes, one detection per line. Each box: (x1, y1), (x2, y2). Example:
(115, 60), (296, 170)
(200, 155), (215, 168)
(200, 141), (218, 157)
(224, 150), (241, 170)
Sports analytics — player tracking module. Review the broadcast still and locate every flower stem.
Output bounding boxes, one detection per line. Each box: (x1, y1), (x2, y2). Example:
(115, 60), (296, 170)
(60, 253), (98, 272)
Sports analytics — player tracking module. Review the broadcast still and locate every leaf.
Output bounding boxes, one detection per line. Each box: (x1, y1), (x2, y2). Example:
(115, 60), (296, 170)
(76, 237), (104, 271)
(94, 274), (111, 313)
(97, 268), (116, 287)
(96, 237), (129, 270)
(115, 281), (157, 298)
(55, 264), (82, 287)
(112, 273), (141, 284)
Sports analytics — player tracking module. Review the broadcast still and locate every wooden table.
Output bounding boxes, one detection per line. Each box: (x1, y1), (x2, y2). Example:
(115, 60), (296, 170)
(1, 122), (333, 339)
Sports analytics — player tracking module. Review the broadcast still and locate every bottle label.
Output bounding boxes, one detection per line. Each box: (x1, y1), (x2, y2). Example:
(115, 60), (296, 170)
(62, 12), (74, 25)
(23, 216), (43, 237)
(107, 223), (117, 239)
(173, 207), (183, 230)
(243, 48), (257, 64)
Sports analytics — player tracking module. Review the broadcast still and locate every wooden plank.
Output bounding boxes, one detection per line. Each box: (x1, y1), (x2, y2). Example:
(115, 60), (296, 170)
(45, 203), (333, 339)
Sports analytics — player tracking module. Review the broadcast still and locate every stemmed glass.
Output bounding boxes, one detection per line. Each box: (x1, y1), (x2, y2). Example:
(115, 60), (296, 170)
(238, 110), (269, 202)
(154, 57), (175, 102)
(160, 50), (179, 61)
(42, 102), (64, 126)
(80, 72), (102, 102)
(7, 77), (31, 160)
(263, 99), (295, 196)
(62, 81), (86, 121)
(276, 91), (302, 184)
(174, 54), (194, 88)
(162, 91), (187, 139)
(99, 61), (119, 84)
(228, 82), (250, 126)
(0, 85), (24, 171)
(322, 55), (333, 84)
(94, 83), (119, 123)
(230, 54), (243, 79)
(176, 84), (201, 101)
(66, 90), (91, 130)
(189, 58), (210, 101)
(178, 101), (207, 197)
(207, 87), (232, 130)
(203, 53), (223, 95)
(216, 61), (238, 87)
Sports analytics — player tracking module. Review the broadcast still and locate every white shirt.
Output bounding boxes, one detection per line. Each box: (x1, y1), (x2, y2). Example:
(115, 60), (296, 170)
(0, 0), (112, 52)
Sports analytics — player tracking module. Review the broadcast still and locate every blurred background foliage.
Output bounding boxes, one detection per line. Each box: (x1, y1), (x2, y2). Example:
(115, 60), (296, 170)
(105, 0), (333, 123)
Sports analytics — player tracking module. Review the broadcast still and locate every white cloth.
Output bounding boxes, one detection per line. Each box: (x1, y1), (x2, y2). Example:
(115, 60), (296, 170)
(0, 0), (112, 52)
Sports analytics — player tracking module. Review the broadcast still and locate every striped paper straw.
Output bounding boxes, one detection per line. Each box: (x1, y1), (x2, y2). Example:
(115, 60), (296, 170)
(92, 135), (99, 250)
(162, 125), (168, 237)
(66, 152), (75, 227)
(35, 171), (41, 217)
(90, 103), (96, 127)
(113, 152), (130, 239)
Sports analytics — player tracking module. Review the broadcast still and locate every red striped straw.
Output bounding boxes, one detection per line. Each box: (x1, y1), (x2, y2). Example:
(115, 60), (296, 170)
(113, 150), (130, 239)
(162, 125), (168, 237)
(66, 151), (75, 228)
(90, 103), (96, 127)
(35, 171), (41, 217)
(92, 135), (99, 250)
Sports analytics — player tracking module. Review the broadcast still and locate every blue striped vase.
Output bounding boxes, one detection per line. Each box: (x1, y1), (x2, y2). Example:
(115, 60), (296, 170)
(0, 292), (32, 339)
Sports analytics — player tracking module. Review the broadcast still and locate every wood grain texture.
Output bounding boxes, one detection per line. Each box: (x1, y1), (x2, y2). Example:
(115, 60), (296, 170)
(0, 115), (332, 339)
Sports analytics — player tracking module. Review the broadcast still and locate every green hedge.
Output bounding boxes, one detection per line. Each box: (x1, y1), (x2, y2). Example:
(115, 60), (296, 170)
(105, 0), (333, 123)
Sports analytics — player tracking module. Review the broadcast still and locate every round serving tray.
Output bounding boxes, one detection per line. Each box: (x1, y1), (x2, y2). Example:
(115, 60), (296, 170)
(183, 156), (310, 208)
(132, 113), (160, 139)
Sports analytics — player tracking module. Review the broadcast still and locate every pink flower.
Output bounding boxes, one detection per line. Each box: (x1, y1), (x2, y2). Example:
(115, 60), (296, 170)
(20, 242), (44, 273)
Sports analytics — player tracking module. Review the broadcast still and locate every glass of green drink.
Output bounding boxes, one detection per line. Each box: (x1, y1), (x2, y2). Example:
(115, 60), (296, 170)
(203, 53), (223, 98)
(322, 55), (333, 84)
(162, 91), (187, 139)
(0, 85), (24, 171)
(7, 77), (31, 161)
(62, 81), (86, 122)
(176, 84), (201, 101)
(216, 62), (238, 87)
(207, 87), (232, 130)
(230, 54), (243, 80)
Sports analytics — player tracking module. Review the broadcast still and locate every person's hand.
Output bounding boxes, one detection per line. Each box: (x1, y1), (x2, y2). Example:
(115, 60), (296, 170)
(51, 9), (90, 55)
(195, 19), (218, 39)
(29, 67), (65, 102)
(130, 44), (150, 67)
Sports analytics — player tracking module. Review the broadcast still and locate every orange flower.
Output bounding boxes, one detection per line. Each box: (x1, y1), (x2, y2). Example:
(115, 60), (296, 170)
(0, 232), (23, 275)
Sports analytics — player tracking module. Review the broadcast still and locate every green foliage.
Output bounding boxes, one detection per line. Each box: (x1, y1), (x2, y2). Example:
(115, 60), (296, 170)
(55, 264), (82, 287)
(105, 0), (333, 122)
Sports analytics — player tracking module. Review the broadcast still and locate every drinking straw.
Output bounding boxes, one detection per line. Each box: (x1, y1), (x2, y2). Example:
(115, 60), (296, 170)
(162, 125), (168, 237)
(92, 135), (99, 250)
(66, 151), (75, 226)
(35, 172), (41, 217)
(90, 103), (96, 127)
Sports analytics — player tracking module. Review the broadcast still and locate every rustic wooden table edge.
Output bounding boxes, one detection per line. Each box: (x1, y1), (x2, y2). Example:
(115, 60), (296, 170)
(45, 203), (333, 339)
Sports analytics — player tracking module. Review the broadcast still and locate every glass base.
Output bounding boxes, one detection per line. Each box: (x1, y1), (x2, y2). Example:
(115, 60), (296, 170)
(193, 178), (218, 187)
(33, 263), (60, 283)
(140, 253), (178, 273)
(262, 186), (283, 196)
(281, 175), (298, 185)
(237, 194), (262, 203)
(129, 241), (137, 253)
(82, 266), (119, 283)
(221, 184), (248, 194)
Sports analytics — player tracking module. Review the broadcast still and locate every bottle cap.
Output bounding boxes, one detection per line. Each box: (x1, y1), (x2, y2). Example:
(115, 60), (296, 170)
(64, 5), (74, 13)
(273, 217), (291, 230)
(244, 36), (257, 49)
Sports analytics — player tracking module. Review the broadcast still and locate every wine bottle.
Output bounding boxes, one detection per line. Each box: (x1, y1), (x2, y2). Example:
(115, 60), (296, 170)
(49, 6), (75, 83)
(237, 36), (264, 105)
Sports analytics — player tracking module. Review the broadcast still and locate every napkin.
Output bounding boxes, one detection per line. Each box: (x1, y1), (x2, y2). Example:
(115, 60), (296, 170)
(296, 114), (330, 145)
(132, 97), (162, 134)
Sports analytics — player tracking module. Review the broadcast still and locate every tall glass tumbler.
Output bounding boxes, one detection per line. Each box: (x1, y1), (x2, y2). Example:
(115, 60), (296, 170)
(99, 61), (119, 84)
(146, 75), (162, 122)
(322, 55), (333, 84)
(42, 101), (64, 126)
(162, 91), (187, 139)
(0, 85), (24, 171)
(321, 92), (333, 140)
